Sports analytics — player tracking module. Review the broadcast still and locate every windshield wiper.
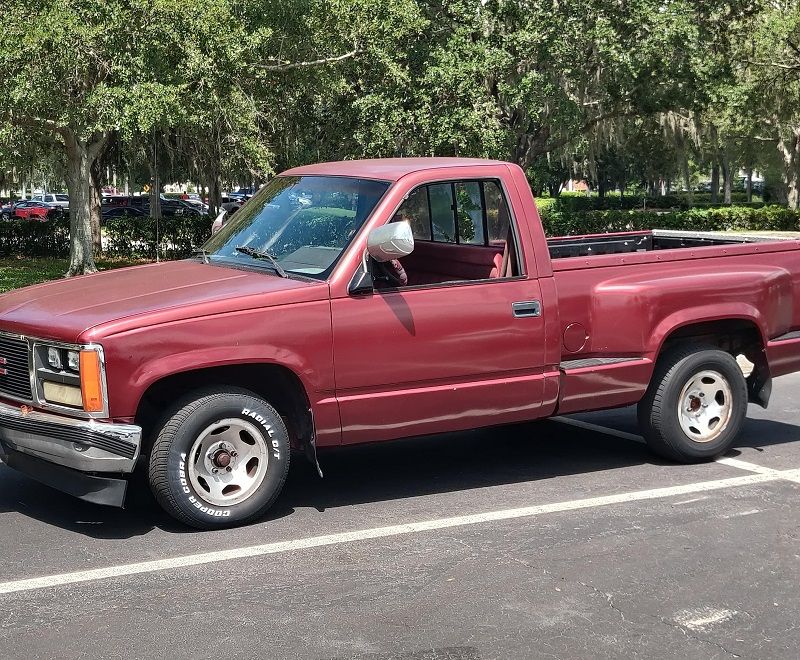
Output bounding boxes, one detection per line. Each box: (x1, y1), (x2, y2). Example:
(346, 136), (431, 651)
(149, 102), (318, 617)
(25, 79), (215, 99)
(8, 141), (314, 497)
(235, 245), (288, 278)
(193, 248), (210, 264)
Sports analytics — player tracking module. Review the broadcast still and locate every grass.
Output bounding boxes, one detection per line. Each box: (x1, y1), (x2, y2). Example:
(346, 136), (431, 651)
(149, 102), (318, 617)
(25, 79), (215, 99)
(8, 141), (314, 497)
(0, 257), (150, 293)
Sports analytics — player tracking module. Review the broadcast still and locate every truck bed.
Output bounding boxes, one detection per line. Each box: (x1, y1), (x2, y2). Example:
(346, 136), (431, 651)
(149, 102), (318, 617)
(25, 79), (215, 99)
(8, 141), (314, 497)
(547, 230), (781, 260)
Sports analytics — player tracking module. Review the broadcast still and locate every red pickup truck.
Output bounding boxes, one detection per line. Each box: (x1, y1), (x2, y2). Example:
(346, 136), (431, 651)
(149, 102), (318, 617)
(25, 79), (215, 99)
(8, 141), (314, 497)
(0, 158), (799, 529)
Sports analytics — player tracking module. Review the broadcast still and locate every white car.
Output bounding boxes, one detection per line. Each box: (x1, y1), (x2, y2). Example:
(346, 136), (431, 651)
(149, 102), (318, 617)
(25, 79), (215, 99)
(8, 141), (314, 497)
(30, 193), (69, 208)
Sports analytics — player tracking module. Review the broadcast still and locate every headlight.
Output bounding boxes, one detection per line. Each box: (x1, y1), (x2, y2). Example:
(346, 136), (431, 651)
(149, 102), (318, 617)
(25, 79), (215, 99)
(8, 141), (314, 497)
(33, 343), (106, 414)
(47, 347), (62, 370)
(67, 350), (80, 372)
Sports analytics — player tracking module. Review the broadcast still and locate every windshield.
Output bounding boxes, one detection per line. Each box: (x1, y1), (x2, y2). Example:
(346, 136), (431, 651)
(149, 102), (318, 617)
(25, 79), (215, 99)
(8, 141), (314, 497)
(203, 175), (390, 278)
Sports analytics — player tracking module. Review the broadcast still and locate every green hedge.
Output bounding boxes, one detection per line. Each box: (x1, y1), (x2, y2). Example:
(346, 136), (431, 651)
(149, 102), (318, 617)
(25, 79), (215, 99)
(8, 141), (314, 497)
(542, 205), (800, 237)
(103, 213), (211, 259)
(0, 206), (795, 260)
(536, 192), (763, 216)
(0, 216), (71, 257)
(0, 213), (211, 260)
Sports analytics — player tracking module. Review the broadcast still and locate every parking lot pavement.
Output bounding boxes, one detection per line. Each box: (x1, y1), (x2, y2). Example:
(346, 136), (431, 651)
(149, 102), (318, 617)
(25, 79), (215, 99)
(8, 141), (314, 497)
(0, 374), (799, 659)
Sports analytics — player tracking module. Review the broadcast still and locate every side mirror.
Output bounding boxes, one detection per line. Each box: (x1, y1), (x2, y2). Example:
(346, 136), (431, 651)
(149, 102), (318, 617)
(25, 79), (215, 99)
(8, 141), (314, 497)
(348, 251), (375, 296)
(211, 209), (227, 235)
(367, 222), (414, 262)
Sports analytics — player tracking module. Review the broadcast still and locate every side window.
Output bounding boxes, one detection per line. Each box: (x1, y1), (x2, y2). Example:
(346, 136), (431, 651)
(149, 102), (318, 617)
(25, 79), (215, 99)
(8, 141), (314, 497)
(428, 183), (456, 243)
(484, 181), (510, 244)
(386, 179), (520, 286)
(395, 187), (431, 240)
(454, 182), (485, 245)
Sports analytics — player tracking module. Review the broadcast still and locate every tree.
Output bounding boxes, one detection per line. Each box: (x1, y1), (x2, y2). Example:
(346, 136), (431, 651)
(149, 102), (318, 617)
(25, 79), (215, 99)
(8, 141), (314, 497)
(738, 4), (800, 208)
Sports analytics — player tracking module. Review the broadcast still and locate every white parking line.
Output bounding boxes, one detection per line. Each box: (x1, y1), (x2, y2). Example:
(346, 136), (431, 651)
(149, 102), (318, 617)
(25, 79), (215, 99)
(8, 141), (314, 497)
(0, 471), (782, 596)
(716, 456), (782, 475)
(553, 417), (800, 482)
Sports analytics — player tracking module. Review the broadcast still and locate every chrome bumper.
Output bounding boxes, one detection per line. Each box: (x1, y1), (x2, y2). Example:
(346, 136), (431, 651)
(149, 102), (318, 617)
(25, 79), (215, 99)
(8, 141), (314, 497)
(0, 401), (141, 473)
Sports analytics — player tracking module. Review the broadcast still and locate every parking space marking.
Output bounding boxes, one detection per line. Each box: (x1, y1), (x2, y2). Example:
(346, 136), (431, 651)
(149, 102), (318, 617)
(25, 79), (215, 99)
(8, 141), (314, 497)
(716, 456), (783, 475)
(0, 471), (782, 596)
(555, 417), (800, 482)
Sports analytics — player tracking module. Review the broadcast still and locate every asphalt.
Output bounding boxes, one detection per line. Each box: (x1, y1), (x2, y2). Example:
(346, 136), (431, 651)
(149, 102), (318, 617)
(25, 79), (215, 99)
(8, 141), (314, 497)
(0, 373), (799, 659)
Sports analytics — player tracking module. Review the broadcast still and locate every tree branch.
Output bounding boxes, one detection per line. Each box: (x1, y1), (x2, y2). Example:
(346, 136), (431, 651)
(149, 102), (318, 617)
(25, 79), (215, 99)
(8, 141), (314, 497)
(744, 59), (800, 71)
(4, 110), (68, 137)
(542, 109), (631, 155)
(255, 48), (363, 72)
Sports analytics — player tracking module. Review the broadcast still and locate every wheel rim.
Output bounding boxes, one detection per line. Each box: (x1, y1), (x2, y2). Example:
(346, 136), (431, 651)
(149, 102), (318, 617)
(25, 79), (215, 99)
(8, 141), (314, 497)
(187, 418), (269, 507)
(677, 369), (733, 443)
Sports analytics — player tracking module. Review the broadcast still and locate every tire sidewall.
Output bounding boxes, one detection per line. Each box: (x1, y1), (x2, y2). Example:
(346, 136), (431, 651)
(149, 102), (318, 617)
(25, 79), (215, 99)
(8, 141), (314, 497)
(163, 394), (289, 525)
(660, 351), (747, 459)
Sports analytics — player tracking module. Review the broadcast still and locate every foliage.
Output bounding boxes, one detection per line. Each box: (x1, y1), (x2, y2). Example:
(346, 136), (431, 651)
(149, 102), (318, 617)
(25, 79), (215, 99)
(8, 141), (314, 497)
(0, 217), (70, 257)
(535, 192), (763, 218)
(103, 214), (211, 259)
(541, 205), (800, 237)
(4, 0), (800, 269)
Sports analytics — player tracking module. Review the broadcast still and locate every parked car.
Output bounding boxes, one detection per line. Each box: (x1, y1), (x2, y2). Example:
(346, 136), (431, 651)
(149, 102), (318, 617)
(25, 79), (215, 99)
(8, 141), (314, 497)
(101, 206), (148, 224)
(29, 193), (69, 208)
(101, 195), (203, 217)
(0, 158), (799, 530)
(102, 195), (148, 210)
(0, 201), (16, 221)
(10, 200), (62, 221)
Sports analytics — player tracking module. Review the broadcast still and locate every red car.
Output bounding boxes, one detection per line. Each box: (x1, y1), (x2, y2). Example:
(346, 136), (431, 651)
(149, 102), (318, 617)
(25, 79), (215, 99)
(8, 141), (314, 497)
(0, 157), (799, 529)
(11, 200), (61, 221)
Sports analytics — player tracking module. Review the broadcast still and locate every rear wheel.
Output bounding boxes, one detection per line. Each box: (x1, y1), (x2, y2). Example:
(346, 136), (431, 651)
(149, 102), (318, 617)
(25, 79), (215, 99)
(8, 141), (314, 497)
(638, 346), (748, 462)
(148, 388), (290, 529)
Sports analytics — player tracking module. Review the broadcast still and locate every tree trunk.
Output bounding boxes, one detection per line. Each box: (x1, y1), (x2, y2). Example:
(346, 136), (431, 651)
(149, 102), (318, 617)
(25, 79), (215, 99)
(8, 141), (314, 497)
(89, 160), (103, 254)
(746, 167), (753, 203)
(206, 170), (222, 218)
(710, 162), (720, 204)
(777, 126), (800, 210)
(64, 132), (98, 276)
(721, 142), (733, 204)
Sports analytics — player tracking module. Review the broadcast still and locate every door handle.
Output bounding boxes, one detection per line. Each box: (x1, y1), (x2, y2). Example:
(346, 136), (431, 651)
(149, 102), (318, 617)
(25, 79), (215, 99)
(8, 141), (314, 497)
(512, 300), (541, 318)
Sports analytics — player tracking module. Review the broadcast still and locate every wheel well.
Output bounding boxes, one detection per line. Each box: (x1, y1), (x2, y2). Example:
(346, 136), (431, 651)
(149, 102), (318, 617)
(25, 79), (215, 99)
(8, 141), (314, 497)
(135, 364), (314, 455)
(659, 319), (771, 407)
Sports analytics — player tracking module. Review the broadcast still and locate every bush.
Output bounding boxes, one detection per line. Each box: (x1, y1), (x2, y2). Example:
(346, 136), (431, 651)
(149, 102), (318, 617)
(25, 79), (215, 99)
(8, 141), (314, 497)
(535, 192), (766, 220)
(541, 205), (800, 237)
(103, 213), (212, 259)
(0, 216), (70, 257)
(0, 213), (211, 260)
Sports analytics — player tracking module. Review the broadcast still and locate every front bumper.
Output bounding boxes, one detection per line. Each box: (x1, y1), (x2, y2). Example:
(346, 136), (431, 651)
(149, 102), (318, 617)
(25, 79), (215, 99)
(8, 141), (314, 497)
(0, 444), (130, 507)
(0, 400), (141, 473)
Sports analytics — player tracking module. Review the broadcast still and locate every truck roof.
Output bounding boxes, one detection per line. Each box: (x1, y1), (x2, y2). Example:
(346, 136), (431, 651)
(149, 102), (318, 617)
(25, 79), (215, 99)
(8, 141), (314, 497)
(282, 158), (510, 182)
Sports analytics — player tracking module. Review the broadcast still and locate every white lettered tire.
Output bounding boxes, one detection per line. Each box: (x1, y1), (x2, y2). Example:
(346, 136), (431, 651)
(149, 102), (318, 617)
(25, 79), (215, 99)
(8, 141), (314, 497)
(148, 388), (290, 529)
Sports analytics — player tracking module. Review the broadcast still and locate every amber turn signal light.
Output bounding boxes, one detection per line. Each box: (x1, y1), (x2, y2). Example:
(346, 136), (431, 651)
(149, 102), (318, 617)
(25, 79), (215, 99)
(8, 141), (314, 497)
(79, 350), (104, 413)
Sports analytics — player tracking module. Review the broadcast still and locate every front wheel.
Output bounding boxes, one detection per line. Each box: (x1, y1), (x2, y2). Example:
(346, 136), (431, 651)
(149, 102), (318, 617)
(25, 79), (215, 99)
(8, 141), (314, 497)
(638, 346), (748, 462)
(149, 388), (290, 529)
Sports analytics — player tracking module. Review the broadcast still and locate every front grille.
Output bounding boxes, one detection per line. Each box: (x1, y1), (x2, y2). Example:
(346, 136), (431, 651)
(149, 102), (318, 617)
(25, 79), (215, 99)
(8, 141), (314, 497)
(0, 336), (32, 401)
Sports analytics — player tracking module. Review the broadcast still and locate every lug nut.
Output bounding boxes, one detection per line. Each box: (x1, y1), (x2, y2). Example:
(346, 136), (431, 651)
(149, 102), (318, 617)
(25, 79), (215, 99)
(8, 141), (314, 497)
(226, 466), (232, 472)
(212, 468), (218, 474)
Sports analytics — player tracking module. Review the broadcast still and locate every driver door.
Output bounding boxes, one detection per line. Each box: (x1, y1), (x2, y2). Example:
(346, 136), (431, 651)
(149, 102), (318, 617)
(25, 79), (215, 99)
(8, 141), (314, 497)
(331, 178), (547, 444)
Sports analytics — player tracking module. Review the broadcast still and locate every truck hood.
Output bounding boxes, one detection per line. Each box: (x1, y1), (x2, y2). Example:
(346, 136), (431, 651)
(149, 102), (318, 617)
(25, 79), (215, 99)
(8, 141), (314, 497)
(0, 260), (327, 343)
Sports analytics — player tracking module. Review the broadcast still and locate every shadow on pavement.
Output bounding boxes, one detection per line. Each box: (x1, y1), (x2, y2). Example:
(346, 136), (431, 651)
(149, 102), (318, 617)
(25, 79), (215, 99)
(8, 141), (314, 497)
(0, 410), (798, 538)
